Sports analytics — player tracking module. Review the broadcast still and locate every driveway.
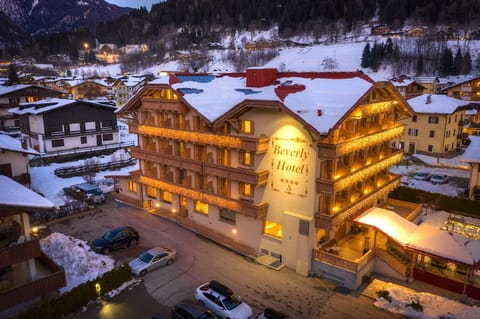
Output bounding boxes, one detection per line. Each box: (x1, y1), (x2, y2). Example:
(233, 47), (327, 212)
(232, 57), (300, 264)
(50, 196), (394, 319)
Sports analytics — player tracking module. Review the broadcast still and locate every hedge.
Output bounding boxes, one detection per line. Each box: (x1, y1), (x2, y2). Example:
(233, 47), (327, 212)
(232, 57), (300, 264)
(16, 264), (132, 319)
(389, 186), (480, 218)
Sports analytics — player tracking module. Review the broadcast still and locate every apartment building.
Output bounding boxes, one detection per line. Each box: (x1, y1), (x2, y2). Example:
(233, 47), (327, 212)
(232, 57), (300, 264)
(115, 68), (414, 288)
(444, 76), (480, 101)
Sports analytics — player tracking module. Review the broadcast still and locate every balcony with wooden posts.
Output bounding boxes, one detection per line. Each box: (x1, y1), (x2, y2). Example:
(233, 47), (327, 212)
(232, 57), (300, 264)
(131, 146), (269, 186)
(131, 172), (269, 219)
(141, 98), (187, 113)
(318, 125), (405, 159)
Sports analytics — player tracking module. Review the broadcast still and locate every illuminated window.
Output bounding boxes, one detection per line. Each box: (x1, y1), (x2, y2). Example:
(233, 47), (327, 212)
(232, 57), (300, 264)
(128, 181), (137, 193)
(241, 183), (253, 197)
(240, 151), (253, 166)
(194, 200), (208, 215)
(241, 120), (253, 134)
(264, 221), (282, 238)
(219, 209), (236, 224)
(161, 190), (172, 203)
(146, 185), (157, 198)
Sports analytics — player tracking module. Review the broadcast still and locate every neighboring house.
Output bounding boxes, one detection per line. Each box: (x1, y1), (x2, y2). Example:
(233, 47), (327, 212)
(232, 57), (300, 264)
(397, 94), (468, 156)
(443, 76), (480, 101)
(63, 79), (109, 100)
(0, 84), (65, 131)
(116, 68), (419, 290)
(0, 175), (66, 311)
(370, 24), (392, 36)
(404, 26), (428, 37)
(112, 77), (146, 107)
(0, 134), (39, 187)
(96, 44), (120, 64)
(411, 76), (439, 94)
(390, 78), (425, 99)
(461, 136), (480, 200)
(9, 98), (119, 154)
(119, 44), (149, 56)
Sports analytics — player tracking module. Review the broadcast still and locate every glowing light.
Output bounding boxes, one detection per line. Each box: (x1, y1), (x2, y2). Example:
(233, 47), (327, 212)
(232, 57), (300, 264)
(155, 202), (160, 208)
(159, 71), (168, 76)
(172, 208), (177, 213)
(31, 226), (39, 235)
(95, 283), (101, 296)
(232, 229), (237, 234)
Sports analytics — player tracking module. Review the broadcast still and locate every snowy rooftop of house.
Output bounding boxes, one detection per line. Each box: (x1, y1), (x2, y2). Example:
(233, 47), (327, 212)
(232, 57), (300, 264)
(356, 207), (480, 265)
(407, 94), (467, 114)
(165, 72), (374, 134)
(461, 135), (480, 163)
(0, 175), (54, 210)
(9, 98), (115, 115)
(65, 79), (108, 87)
(0, 84), (31, 96)
(0, 133), (38, 155)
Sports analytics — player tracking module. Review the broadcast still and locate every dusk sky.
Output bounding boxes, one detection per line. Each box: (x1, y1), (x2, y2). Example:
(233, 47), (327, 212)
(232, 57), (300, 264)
(104, 0), (163, 10)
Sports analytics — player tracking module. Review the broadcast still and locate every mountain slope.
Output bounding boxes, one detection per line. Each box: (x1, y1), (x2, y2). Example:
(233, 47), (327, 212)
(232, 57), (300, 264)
(0, 11), (30, 52)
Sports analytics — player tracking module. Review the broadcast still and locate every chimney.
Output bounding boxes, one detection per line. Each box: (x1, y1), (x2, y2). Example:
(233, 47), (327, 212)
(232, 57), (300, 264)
(426, 95), (432, 104)
(246, 68), (277, 87)
(317, 109), (323, 116)
(21, 138), (28, 150)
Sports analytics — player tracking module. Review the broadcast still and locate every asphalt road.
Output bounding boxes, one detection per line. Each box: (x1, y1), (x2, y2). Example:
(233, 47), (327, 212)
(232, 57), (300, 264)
(49, 196), (396, 319)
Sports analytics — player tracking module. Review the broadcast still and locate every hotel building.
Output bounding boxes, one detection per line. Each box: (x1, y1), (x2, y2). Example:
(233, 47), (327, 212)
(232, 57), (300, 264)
(115, 68), (414, 288)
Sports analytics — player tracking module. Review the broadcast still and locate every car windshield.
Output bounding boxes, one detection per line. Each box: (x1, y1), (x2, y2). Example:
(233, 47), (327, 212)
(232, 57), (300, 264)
(222, 295), (241, 310)
(103, 231), (116, 241)
(139, 251), (154, 263)
(432, 175), (443, 179)
(416, 172), (427, 176)
(198, 312), (217, 319)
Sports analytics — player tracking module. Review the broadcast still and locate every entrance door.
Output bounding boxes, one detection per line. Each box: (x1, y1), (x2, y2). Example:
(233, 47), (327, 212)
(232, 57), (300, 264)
(96, 135), (102, 146)
(408, 142), (415, 154)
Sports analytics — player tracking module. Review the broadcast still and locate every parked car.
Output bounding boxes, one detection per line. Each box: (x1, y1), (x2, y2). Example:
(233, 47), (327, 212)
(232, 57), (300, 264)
(255, 308), (288, 319)
(128, 246), (176, 276)
(90, 226), (139, 254)
(413, 172), (431, 181)
(172, 301), (219, 319)
(194, 280), (252, 319)
(430, 174), (449, 184)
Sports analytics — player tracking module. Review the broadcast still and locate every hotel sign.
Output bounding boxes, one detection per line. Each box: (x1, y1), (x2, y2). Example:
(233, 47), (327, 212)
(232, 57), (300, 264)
(271, 137), (309, 197)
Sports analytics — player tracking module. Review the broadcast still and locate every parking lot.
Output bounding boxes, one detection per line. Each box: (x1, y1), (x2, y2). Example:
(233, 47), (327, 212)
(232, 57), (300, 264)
(49, 196), (395, 319)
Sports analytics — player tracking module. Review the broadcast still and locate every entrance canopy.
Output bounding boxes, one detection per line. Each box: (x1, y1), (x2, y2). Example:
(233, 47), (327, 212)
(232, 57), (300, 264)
(355, 207), (480, 266)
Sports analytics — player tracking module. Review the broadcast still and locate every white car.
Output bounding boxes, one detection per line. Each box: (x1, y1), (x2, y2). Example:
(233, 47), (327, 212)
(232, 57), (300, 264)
(430, 174), (449, 184)
(128, 246), (176, 276)
(194, 280), (252, 319)
(413, 172), (431, 181)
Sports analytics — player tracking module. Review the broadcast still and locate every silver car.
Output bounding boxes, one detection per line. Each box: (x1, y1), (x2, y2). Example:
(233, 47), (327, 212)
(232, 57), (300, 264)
(128, 246), (176, 276)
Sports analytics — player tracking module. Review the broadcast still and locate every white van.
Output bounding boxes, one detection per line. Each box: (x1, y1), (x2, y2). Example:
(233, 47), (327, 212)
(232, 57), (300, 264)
(74, 183), (105, 204)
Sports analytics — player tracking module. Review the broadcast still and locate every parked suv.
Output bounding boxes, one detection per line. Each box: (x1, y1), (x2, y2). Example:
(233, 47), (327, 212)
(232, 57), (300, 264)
(172, 301), (219, 319)
(194, 280), (252, 319)
(91, 226), (139, 254)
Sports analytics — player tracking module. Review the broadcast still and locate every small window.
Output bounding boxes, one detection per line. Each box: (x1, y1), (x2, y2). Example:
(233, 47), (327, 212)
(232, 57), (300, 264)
(85, 121), (96, 131)
(428, 116), (439, 124)
(429, 130), (435, 138)
(408, 128), (418, 136)
(411, 115), (417, 122)
(51, 139), (64, 147)
(448, 117), (451, 124)
(161, 190), (172, 203)
(241, 183), (253, 197)
(69, 123), (80, 132)
(194, 200), (208, 215)
(128, 181), (137, 193)
(427, 145), (433, 152)
(101, 120), (113, 130)
(219, 209), (236, 224)
(240, 120), (253, 134)
(264, 221), (282, 238)
(299, 220), (309, 236)
(445, 131), (450, 138)
(103, 134), (113, 141)
(80, 136), (87, 144)
(240, 151), (254, 166)
(453, 129), (456, 137)
(146, 185), (157, 198)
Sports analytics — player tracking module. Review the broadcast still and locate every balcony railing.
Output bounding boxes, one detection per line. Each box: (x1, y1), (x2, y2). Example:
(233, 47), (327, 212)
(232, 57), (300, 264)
(141, 98), (187, 112)
(318, 125), (405, 158)
(134, 174), (269, 219)
(0, 239), (41, 269)
(312, 247), (375, 273)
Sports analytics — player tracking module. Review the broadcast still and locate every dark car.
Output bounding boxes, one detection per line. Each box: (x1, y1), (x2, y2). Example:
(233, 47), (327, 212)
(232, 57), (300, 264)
(255, 308), (288, 319)
(91, 226), (139, 254)
(171, 301), (219, 319)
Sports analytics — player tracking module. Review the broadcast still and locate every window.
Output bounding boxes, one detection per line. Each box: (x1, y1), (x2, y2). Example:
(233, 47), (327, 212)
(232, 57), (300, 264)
(128, 181), (137, 193)
(240, 151), (253, 166)
(408, 128), (418, 136)
(161, 190), (172, 203)
(81, 136), (87, 144)
(240, 120), (253, 134)
(101, 120), (113, 130)
(219, 209), (236, 224)
(69, 123), (80, 133)
(448, 117), (451, 124)
(264, 221), (282, 238)
(411, 115), (417, 122)
(241, 183), (253, 197)
(427, 145), (433, 152)
(445, 131), (450, 138)
(429, 130), (435, 138)
(103, 134), (113, 141)
(194, 200), (208, 215)
(453, 129), (456, 137)
(85, 121), (96, 131)
(146, 185), (157, 198)
(51, 139), (64, 147)
(428, 116), (439, 124)
(299, 220), (309, 236)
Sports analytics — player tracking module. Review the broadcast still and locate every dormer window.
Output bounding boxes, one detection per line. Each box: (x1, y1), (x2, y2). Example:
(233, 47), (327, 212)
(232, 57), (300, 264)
(241, 120), (253, 134)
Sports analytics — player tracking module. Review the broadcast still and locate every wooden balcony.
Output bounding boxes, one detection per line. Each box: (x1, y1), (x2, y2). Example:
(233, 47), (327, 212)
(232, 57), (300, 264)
(312, 247), (375, 273)
(317, 150), (403, 194)
(315, 175), (401, 231)
(0, 253), (66, 311)
(137, 174), (269, 219)
(136, 125), (269, 153)
(0, 238), (41, 269)
(318, 125), (405, 159)
(141, 98), (187, 113)
(131, 147), (269, 186)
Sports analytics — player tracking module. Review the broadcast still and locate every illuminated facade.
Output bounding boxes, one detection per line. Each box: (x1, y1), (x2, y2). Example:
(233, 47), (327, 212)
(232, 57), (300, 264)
(116, 69), (413, 279)
(444, 76), (480, 101)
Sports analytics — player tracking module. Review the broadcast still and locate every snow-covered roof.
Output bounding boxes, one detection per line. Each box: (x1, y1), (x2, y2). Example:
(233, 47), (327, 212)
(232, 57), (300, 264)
(65, 79), (108, 87)
(0, 134), (39, 155)
(0, 84), (31, 96)
(461, 135), (480, 163)
(9, 98), (116, 115)
(355, 207), (480, 265)
(407, 94), (467, 114)
(0, 175), (54, 209)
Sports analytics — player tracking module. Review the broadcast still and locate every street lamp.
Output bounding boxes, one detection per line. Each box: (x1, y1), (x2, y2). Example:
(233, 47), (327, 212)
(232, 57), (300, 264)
(84, 43), (89, 50)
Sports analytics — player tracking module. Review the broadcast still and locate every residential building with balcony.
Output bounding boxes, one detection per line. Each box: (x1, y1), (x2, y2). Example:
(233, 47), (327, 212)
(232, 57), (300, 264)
(0, 175), (66, 312)
(0, 134), (39, 188)
(444, 76), (480, 101)
(63, 79), (109, 100)
(9, 98), (119, 154)
(115, 68), (414, 288)
(461, 135), (480, 200)
(112, 77), (146, 107)
(397, 94), (468, 156)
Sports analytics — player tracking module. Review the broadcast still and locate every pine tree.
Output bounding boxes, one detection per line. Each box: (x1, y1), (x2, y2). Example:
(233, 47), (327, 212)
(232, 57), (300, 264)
(361, 42), (372, 68)
(461, 50), (472, 75)
(440, 48), (454, 76)
(392, 45), (400, 63)
(384, 37), (393, 59)
(453, 48), (463, 75)
(6, 64), (20, 86)
(416, 55), (424, 76)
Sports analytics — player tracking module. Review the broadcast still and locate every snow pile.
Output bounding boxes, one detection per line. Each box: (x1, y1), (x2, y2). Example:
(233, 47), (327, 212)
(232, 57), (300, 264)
(40, 232), (115, 293)
(374, 282), (479, 319)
